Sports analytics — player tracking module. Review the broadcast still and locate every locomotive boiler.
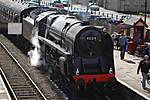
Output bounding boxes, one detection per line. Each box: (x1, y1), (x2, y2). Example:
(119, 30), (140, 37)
(37, 14), (116, 90)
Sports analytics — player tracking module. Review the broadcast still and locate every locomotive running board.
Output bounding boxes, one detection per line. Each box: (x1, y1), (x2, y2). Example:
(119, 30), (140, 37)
(38, 36), (71, 56)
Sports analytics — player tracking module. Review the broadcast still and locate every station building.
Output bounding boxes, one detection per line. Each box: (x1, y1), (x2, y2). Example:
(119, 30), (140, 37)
(103, 0), (150, 13)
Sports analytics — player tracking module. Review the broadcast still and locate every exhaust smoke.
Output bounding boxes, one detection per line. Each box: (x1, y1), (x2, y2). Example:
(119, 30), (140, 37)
(28, 27), (42, 67)
(28, 47), (41, 66)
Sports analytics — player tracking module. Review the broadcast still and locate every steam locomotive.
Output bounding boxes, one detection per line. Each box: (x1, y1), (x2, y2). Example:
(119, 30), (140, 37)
(0, 0), (116, 91)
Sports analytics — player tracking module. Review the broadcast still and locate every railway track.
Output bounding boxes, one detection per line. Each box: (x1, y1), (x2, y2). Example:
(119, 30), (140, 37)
(0, 42), (47, 100)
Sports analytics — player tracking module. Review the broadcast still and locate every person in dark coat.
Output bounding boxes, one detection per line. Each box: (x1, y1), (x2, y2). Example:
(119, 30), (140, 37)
(137, 55), (150, 89)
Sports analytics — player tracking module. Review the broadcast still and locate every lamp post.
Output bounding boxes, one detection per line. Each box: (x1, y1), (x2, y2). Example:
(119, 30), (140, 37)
(67, 0), (70, 14)
(144, 0), (147, 24)
(38, 0), (40, 6)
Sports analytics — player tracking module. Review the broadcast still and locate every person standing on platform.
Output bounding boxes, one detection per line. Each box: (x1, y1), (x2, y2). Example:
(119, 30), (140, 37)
(119, 32), (127, 60)
(145, 44), (150, 59)
(137, 55), (150, 89)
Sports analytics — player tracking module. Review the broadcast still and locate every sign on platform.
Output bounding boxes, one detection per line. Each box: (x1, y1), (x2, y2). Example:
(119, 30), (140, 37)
(8, 23), (22, 35)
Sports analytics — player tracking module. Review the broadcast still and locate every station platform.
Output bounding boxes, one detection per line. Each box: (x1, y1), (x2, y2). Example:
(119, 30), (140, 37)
(0, 74), (11, 100)
(114, 50), (150, 99)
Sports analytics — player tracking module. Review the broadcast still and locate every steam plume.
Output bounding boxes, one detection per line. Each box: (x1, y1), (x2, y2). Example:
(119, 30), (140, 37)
(28, 27), (41, 67)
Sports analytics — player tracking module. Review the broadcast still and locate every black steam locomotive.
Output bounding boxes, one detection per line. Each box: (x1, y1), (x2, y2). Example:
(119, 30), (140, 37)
(0, 0), (116, 91)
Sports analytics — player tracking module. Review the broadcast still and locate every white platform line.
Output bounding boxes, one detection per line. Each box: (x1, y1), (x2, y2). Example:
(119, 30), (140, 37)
(117, 78), (150, 100)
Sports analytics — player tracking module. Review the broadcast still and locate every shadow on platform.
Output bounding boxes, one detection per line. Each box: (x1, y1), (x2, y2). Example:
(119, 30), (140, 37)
(122, 59), (136, 64)
(144, 87), (150, 93)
